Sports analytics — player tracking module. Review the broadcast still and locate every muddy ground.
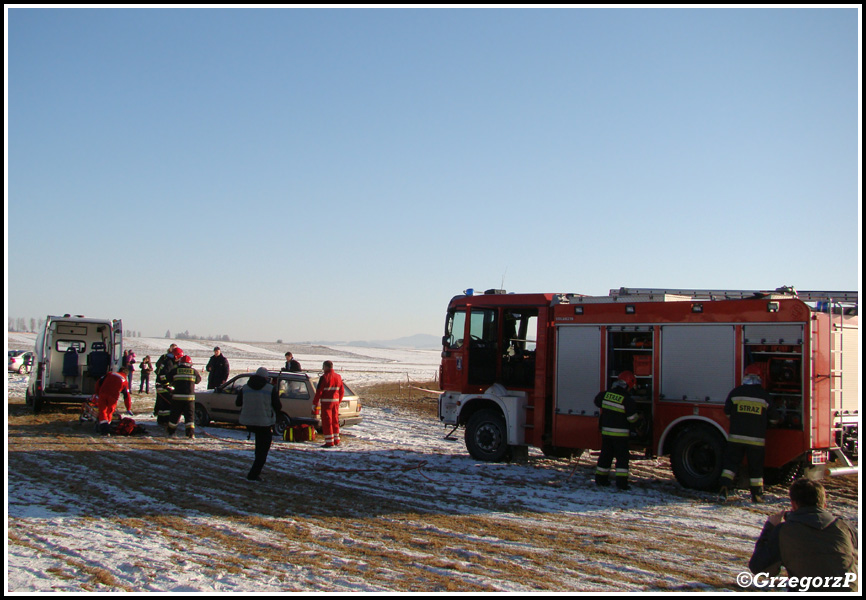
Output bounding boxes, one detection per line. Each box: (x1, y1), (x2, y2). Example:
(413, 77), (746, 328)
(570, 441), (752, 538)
(7, 382), (859, 592)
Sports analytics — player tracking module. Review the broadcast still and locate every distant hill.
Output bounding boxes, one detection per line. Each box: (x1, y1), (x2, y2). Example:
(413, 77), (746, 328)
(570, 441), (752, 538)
(345, 333), (441, 350)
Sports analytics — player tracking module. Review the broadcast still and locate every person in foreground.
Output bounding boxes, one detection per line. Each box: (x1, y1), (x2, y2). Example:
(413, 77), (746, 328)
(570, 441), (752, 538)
(236, 367), (281, 482)
(748, 478), (858, 591)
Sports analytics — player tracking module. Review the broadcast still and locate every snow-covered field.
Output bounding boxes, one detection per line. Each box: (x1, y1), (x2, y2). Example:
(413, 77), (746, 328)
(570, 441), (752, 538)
(6, 336), (860, 592)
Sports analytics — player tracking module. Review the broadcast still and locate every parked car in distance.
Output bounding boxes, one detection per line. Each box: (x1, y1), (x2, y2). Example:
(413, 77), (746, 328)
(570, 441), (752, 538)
(9, 350), (34, 374)
(194, 370), (362, 437)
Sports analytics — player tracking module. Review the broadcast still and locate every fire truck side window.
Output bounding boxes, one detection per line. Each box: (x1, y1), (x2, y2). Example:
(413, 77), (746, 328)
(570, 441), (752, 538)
(502, 310), (537, 388)
(445, 310), (466, 349)
(467, 309), (498, 385)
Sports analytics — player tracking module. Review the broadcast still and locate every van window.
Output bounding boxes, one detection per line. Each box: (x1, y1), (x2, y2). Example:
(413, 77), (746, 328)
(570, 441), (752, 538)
(280, 380), (310, 399)
(56, 340), (86, 353)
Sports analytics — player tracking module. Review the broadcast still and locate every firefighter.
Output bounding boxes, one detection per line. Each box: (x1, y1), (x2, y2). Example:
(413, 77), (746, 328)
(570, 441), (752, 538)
(153, 344), (178, 425)
(719, 363), (777, 503)
(95, 366), (132, 436)
(594, 371), (640, 490)
(312, 360), (344, 448)
(165, 354), (202, 439)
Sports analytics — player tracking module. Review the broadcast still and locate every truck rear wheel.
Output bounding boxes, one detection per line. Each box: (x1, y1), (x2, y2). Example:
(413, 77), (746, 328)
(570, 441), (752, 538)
(465, 409), (509, 462)
(670, 426), (725, 491)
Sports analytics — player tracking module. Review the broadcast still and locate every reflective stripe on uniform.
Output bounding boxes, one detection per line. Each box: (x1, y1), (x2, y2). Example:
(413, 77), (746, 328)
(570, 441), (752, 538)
(601, 427), (630, 437)
(728, 434), (766, 446)
(602, 401), (625, 413)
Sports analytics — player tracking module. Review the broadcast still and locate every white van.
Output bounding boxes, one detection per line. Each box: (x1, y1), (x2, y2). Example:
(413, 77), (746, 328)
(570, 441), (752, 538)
(26, 315), (123, 413)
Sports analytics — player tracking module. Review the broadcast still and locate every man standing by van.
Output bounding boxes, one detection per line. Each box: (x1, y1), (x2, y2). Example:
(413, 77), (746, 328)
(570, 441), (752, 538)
(312, 361), (344, 448)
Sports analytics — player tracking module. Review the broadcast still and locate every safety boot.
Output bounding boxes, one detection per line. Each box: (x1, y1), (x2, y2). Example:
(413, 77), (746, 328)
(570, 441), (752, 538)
(186, 427), (195, 440)
(595, 473), (610, 487)
(751, 487), (764, 504)
(616, 479), (630, 491)
(718, 485), (729, 501)
(166, 425), (177, 438)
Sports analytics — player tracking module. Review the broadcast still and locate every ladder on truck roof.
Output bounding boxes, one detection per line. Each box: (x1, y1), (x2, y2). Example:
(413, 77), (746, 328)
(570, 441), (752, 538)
(611, 287), (858, 304)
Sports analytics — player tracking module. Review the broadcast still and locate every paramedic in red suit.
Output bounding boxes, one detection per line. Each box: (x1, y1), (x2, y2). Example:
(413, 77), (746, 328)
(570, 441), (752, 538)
(313, 360), (344, 447)
(95, 367), (132, 435)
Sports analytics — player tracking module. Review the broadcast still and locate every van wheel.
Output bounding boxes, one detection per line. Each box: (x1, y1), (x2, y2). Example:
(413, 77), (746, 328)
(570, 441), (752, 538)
(670, 426), (725, 491)
(274, 413), (291, 438)
(465, 409), (509, 462)
(194, 404), (210, 427)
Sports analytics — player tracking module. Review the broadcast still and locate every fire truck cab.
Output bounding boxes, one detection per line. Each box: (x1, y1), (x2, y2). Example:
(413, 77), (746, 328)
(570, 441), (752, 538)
(438, 287), (857, 490)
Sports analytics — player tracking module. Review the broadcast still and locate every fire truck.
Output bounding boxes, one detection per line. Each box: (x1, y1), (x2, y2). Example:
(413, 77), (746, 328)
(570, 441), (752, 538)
(438, 287), (858, 490)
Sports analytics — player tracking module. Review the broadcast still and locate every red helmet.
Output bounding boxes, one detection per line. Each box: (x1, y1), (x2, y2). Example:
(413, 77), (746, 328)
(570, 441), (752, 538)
(618, 371), (637, 389)
(744, 363), (763, 376)
(744, 363), (764, 383)
(180, 355), (193, 365)
(171, 347), (185, 360)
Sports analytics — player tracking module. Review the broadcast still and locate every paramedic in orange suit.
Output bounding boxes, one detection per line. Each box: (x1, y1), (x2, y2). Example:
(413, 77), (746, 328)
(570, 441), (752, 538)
(95, 367), (132, 436)
(312, 360), (344, 448)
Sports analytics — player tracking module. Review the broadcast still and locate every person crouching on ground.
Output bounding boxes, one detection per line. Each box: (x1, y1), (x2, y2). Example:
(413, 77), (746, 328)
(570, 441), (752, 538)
(749, 478), (858, 591)
(95, 366), (133, 436)
(236, 367), (281, 482)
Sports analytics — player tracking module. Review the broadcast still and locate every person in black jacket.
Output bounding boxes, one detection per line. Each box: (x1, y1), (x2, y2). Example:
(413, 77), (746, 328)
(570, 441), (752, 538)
(153, 345), (178, 425)
(166, 354), (202, 439)
(283, 352), (302, 372)
(236, 367), (281, 482)
(719, 363), (778, 503)
(205, 347), (230, 389)
(594, 371), (639, 490)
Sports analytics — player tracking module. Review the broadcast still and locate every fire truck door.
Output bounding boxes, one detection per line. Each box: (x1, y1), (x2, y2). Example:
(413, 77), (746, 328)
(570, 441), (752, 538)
(660, 325), (735, 403)
(555, 326), (602, 416)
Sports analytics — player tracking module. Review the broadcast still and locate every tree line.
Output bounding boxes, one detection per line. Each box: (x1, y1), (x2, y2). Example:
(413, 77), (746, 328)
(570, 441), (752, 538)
(166, 330), (232, 342)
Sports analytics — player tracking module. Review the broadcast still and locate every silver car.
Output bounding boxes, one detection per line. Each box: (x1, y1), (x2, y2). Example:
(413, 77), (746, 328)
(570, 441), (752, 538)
(8, 351), (33, 374)
(193, 370), (362, 437)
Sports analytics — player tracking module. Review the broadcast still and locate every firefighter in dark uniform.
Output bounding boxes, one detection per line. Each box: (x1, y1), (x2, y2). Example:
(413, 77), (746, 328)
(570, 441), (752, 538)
(594, 371), (639, 490)
(166, 354), (202, 439)
(719, 363), (778, 503)
(153, 344), (178, 425)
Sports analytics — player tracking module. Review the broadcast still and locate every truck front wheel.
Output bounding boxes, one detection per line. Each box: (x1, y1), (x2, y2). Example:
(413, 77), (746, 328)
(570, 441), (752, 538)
(670, 426), (725, 491)
(465, 409), (509, 462)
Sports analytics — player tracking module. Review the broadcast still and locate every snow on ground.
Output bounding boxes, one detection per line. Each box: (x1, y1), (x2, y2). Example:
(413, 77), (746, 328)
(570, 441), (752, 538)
(6, 340), (860, 593)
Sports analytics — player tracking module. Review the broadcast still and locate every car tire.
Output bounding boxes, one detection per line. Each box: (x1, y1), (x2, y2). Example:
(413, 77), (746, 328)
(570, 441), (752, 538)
(465, 409), (510, 462)
(274, 412), (291, 438)
(194, 403), (210, 427)
(670, 426), (725, 491)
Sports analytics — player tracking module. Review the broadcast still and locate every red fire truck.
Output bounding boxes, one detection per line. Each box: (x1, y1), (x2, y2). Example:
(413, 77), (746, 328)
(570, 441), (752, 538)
(438, 287), (858, 490)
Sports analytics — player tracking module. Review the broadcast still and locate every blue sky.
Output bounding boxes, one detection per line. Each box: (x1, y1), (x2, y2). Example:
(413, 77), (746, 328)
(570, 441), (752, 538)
(6, 7), (861, 342)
